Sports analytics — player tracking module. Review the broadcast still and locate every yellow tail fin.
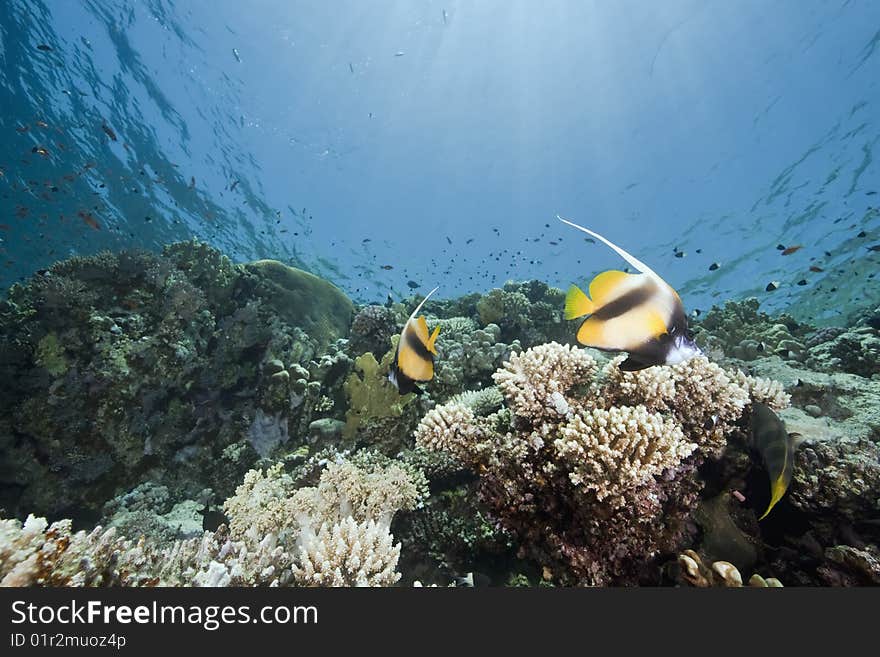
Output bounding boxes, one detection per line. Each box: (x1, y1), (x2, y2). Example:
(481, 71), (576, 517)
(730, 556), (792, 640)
(427, 325), (440, 355)
(758, 475), (788, 521)
(565, 285), (594, 320)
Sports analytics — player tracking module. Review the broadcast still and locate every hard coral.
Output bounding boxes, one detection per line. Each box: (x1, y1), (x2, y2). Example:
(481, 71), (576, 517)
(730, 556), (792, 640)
(415, 342), (787, 585)
(349, 305), (398, 358)
(0, 243), (355, 518)
(292, 517), (402, 586)
(430, 319), (521, 402)
(343, 349), (415, 441)
(1, 454), (421, 587)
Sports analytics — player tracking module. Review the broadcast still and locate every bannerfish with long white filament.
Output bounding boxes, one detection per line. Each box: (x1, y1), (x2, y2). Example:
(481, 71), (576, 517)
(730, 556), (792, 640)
(557, 215), (702, 371)
(388, 286), (441, 394)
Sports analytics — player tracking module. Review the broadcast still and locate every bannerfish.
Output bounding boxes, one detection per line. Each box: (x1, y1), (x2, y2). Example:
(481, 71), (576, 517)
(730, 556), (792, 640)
(557, 216), (702, 371)
(388, 286), (440, 395)
(750, 402), (800, 520)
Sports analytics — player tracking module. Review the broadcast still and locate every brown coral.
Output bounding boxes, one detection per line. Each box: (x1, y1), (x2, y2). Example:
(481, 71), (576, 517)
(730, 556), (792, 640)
(415, 343), (788, 585)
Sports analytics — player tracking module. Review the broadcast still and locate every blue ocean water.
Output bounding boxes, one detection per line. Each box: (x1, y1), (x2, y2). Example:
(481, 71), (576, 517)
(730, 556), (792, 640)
(1, 0), (878, 321)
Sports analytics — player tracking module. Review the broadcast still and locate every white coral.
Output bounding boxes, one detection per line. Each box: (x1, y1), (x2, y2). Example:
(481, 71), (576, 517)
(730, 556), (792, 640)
(553, 406), (696, 508)
(492, 342), (596, 419)
(2, 456), (416, 588)
(733, 371), (791, 411)
(292, 517), (401, 587)
(414, 402), (488, 463)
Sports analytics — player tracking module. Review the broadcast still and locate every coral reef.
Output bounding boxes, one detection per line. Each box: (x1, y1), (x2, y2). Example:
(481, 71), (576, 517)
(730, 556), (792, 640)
(737, 357), (880, 443)
(806, 325), (880, 378)
(474, 281), (569, 347)
(0, 242), (354, 519)
(788, 439), (880, 524)
(693, 297), (810, 362)
(0, 455), (419, 587)
(430, 319), (521, 402)
(414, 342), (784, 585)
(348, 304), (398, 357)
(1, 240), (878, 590)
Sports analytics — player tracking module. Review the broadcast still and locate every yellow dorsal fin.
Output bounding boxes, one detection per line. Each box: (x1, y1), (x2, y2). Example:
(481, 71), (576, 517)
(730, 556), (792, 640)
(565, 285), (594, 320)
(588, 270), (632, 305)
(427, 325), (440, 355)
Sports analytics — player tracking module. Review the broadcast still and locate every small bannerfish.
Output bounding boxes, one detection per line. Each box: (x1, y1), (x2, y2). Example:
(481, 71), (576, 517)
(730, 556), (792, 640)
(558, 216), (702, 371)
(388, 287), (440, 395)
(750, 402), (800, 520)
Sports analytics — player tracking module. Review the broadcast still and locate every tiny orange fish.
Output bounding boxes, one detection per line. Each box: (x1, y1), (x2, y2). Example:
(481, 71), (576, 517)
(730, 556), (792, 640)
(809, 265), (824, 272)
(78, 210), (100, 230)
(381, 264), (394, 270)
(781, 245), (803, 255)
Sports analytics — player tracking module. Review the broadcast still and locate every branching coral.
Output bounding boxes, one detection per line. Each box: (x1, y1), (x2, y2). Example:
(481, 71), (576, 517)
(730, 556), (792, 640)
(292, 517), (402, 586)
(1, 454), (421, 587)
(414, 342), (787, 585)
(414, 403), (490, 463)
(554, 406), (695, 508)
(492, 342), (595, 422)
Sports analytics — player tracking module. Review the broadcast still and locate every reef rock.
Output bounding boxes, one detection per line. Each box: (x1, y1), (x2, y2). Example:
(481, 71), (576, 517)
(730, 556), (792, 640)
(242, 259), (353, 348)
(0, 243), (355, 520)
